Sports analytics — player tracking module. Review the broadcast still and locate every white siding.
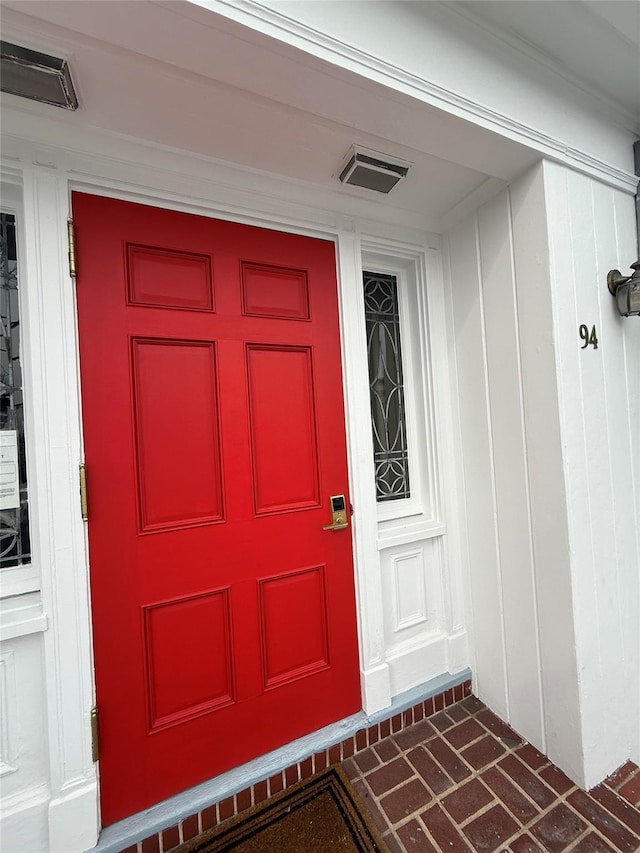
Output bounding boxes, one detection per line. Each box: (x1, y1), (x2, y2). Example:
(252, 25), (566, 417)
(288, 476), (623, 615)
(446, 160), (640, 787)
(510, 167), (582, 781)
(544, 161), (640, 785)
(478, 190), (545, 747)
(446, 171), (557, 757)
(447, 214), (509, 721)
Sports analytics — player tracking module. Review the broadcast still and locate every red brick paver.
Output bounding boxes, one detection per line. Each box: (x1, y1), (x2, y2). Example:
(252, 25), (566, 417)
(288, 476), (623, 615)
(342, 696), (640, 853)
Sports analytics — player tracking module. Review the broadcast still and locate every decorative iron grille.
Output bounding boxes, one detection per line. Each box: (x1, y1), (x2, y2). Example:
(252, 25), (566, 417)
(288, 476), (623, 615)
(0, 213), (31, 567)
(363, 271), (410, 502)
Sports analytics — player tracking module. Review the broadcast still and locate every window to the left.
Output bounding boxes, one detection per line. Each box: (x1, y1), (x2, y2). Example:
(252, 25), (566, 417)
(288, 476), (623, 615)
(0, 212), (31, 569)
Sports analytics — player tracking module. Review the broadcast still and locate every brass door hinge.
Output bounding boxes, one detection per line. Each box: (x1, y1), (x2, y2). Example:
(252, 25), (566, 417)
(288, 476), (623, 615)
(91, 705), (100, 764)
(67, 218), (77, 278)
(91, 706), (100, 763)
(79, 463), (88, 521)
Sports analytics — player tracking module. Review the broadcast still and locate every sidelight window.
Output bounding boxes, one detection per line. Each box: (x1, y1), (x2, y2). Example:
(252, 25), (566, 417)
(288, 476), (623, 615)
(0, 212), (31, 569)
(363, 270), (411, 503)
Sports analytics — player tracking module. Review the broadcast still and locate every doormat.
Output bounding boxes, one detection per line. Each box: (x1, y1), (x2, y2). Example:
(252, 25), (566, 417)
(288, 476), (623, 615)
(174, 766), (389, 853)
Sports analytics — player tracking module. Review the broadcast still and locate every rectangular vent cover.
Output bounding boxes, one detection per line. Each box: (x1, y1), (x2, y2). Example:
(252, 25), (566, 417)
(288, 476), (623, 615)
(338, 147), (411, 194)
(1, 41), (78, 110)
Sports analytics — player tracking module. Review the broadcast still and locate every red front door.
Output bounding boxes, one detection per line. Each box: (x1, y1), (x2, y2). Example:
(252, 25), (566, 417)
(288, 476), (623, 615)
(73, 193), (361, 825)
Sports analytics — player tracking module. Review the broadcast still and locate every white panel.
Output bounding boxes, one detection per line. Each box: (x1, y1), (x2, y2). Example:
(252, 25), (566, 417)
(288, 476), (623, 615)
(393, 550), (427, 631)
(379, 537), (449, 696)
(510, 163), (582, 782)
(447, 214), (508, 719)
(427, 245), (468, 643)
(0, 634), (49, 810)
(477, 190), (544, 748)
(593, 178), (640, 763)
(0, 650), (17, 776)
(386, 633), (449, 698)
(566, 171), (624, 776)
(382, 528), (451, 700)
(0, 786), (50, 853)
(614, 189), (640, 767)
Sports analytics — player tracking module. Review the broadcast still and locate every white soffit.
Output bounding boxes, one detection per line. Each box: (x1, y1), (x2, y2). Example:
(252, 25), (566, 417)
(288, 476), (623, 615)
(453, 0), (640, 122)
(0, 0), (545, 226)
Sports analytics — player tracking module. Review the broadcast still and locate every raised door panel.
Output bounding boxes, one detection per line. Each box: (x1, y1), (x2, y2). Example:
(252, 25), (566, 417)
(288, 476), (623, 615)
(132, 338), (224, 531)
(247, 345), (320, 514)
(144, 589), (234, 731)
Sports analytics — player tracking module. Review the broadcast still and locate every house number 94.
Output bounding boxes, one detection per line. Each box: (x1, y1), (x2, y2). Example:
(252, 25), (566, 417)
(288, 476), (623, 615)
(579, 324), (598, 349)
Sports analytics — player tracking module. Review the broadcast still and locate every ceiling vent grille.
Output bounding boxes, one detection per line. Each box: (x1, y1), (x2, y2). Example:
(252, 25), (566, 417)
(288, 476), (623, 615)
(338, 146), (411, 194)
(0, 41), (78, 110)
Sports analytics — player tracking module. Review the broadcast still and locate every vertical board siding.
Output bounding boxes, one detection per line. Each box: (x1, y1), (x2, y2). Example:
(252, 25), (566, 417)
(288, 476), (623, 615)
(614, 189), (640, 767)
(510, 165), (582, 782)
(447, 214), (508, 720)
(577, 177), (626, 768)
(477, 192), (544, 749)
(450, 161), (639, 787)
(598, 182), (640, 770)
(448, 164), (585, 784)
(545, 161), (640, 784)
(546, 167), (604, 756)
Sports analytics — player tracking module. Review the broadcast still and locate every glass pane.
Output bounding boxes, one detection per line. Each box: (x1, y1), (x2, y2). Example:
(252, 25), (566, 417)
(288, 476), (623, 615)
(363, 271), (410, 502)
(0, 213), (31, 567)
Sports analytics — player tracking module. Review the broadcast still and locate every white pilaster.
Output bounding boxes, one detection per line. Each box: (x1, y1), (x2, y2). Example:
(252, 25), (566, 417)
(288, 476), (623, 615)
(22, 165), (99, 852)
(335, 230), (392, 713)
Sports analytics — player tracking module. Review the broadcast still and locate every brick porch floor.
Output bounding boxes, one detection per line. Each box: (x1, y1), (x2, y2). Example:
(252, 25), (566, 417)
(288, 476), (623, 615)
(342, 695), (640, 853)
(123, 685), (640, 853)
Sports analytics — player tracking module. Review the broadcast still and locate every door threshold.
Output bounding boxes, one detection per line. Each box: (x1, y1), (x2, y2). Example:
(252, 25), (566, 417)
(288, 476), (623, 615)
(88, 669), (471, 853)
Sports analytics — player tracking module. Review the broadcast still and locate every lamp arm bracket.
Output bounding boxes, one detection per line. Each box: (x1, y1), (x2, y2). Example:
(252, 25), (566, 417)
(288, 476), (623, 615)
(607, 269), (630, 296)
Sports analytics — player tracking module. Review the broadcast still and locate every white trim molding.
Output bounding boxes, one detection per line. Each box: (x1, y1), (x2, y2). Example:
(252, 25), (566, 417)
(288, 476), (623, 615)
(21, 166), (98, 852)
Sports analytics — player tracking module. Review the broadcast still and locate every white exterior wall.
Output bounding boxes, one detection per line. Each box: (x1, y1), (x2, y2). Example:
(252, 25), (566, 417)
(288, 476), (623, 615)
(446, 161), (640, 787)
(543, 162), (640, 783)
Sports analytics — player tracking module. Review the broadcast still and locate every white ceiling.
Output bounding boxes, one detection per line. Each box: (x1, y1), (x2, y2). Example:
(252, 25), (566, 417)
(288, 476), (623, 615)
(1, 1), (635, 227)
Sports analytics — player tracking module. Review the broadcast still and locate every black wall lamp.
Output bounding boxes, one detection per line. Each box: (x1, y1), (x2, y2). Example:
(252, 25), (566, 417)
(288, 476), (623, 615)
(607, 261), (640, 317)
(608, 141), (640, 317)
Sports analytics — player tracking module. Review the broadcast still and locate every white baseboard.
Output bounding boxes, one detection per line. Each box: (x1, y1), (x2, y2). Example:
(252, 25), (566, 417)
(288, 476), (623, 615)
(48, 780), (99, 853)
(360, 662), (392, 715)
(1, 784), (50, 853)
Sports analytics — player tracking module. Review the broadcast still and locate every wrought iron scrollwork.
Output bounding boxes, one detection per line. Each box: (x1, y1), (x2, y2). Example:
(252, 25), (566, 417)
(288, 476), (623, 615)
(363, 271), (410, 502)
